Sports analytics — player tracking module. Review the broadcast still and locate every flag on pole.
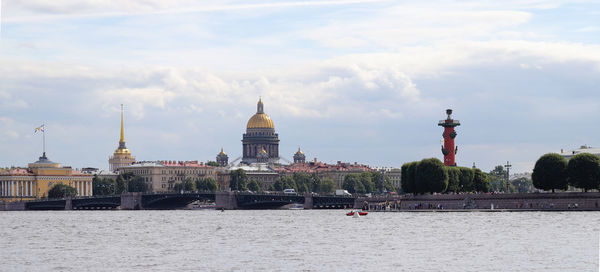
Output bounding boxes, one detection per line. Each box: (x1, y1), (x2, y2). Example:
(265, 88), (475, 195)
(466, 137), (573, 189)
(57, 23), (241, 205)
(35, 124), (45, 133)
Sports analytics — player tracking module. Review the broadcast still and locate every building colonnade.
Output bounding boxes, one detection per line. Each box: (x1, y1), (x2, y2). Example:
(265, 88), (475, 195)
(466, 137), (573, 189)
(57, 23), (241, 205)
(0, 180), (92, 197)
(0, 180), (36, 197)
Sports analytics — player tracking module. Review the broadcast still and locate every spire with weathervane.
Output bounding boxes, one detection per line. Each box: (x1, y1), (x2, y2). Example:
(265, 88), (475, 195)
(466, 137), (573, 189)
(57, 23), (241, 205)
(109, 104), (136, 172)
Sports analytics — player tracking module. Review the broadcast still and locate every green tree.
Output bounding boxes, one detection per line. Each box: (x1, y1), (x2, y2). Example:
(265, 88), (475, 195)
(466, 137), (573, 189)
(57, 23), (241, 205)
(115, 175), (127, 194)
(173, 182), (184, 192)
(293, 173), (311, 193)
(383, 176), (395, 192)
(205, 161), (221, 167)
(205, 178), (217, 192)
(359, 172), (375, 193)
(196, 177), (217, 192)
(532, 153), (568, 192)
(179, 178), (195, 192)
(48, 184), (77, 198)
(458, 167), (474, 192)
(488, 165), (519, 193)
(511, 177), (534, 193)
(445, 167), (461, 193)
(416, 158), (448, 194)
(247, 180), (261, 192)
(127, 176), (148, 192)
(401, 162), (417, 194)
(93, 176), (115, 195)
(310, 173), (321, 193)
(273, 177), (283, 191)
(229, 169), (248, 191)
(473, 168), (491, 192)
(318, 177), (336, 193)
(195, 178), (206, 191)
(371, 171), (385, 193)
(282, 176), (297, 191)
(343, 174), (365, 194)
(567, 153), (600, 192)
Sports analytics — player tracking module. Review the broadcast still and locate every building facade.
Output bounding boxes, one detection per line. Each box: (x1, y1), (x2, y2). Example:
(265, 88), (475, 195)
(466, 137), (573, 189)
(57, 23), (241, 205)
(560, 145), (600, 160)
(228, 163), (279, 190)
(242, 98), (280, 164)
(0, 153), (93, 201)
(109, 105), (135, 172)
(119, 160), (217, 192)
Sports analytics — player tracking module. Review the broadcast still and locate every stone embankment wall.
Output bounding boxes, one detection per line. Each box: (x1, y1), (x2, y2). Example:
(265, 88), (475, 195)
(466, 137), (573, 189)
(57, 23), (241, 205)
(356, 192), (600, 211)
(215, 192), (238, 210)
(0, 201), (25, 211)
(120, 192), (142, 210)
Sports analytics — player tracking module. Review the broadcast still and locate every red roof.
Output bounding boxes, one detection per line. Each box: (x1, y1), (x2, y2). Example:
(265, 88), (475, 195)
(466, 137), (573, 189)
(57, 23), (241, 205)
(1, 168), (33, 176)
(159, 160), (210, 167)
(276, 161), (372, 174)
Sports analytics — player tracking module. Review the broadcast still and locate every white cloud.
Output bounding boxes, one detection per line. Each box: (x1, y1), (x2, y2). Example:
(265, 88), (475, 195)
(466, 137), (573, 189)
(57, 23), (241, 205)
(97, 87), (175, 119)
(2, 0), (387, 23)
(575, 26), (600, 33)
(0, 90), (29, 109)
(301, 6), (532, 48)
(0, 117), (20, 141)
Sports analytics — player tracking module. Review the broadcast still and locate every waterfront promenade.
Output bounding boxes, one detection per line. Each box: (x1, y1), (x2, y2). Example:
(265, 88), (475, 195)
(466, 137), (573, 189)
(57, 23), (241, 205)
(357, 192), (600, 211)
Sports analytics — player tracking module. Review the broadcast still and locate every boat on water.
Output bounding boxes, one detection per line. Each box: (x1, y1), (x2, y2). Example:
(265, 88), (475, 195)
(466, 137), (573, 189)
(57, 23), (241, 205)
(346, 211), (368, 216)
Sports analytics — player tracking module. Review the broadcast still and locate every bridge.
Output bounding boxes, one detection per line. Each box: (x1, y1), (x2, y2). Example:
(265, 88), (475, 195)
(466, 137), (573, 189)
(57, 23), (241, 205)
(217, 192), (356, 210)
(4, 192), (356, 210)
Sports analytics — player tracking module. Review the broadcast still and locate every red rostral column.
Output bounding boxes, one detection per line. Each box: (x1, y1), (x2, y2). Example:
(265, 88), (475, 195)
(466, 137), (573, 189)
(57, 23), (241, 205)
(438, 109), (460, 166)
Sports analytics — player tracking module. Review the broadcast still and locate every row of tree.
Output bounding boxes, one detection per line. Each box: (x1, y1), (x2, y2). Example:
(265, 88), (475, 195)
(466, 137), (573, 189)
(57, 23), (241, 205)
(172, 177), (218, 192)
(47, 184), (78, 198)
(341, 172), (396, 194)
(272, 173), (337, 193)
(400, 158), (491, 194)
(92, 173), (148, 195)
(532, 153), (600, 192)
(487, 165), (535, 193)
(229, 169), (394, 194)
(230, 169), (337, 193)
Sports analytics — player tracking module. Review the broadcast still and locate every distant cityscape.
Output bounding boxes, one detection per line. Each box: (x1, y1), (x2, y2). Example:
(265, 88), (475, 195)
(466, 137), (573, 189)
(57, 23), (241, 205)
(1, 98), (598, 202)
(0, 98), (402, 201)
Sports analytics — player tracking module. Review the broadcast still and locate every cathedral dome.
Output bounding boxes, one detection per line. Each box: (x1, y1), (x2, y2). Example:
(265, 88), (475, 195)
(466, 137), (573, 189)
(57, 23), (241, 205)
(246, 98), (275, 129)
(247, 113), (274, 129)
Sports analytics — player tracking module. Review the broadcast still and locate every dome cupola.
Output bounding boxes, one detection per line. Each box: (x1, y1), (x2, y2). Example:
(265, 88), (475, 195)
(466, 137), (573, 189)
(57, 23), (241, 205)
(246, 98), (275, 129)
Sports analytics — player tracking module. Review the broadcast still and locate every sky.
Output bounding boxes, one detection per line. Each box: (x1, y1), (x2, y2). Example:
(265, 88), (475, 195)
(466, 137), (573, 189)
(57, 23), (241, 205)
(1, 0), (599, 173)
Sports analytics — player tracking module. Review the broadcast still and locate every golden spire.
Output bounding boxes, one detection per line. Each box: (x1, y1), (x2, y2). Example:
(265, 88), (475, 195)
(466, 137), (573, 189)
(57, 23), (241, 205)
(120, 104), (125, 143)
(114, 104), (131, 155)
(296, 147), (303, 155)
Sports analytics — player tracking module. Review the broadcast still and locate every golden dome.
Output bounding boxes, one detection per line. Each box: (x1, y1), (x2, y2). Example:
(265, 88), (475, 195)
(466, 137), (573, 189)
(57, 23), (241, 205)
(218, 148), (227, 155)
(247, 113), (274, 129)
(296, 147), (303, 155)
(114, 148), (131, 155)
(246, 98), (275, 129)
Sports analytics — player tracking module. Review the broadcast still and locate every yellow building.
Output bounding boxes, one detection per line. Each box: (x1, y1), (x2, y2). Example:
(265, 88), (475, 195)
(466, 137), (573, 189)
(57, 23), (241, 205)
(0, 153), (93, 202)
(109, 104), (135, 172)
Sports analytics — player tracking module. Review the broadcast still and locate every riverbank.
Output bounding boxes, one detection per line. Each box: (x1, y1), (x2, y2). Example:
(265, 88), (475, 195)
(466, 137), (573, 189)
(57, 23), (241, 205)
(356, 192), (600, 211)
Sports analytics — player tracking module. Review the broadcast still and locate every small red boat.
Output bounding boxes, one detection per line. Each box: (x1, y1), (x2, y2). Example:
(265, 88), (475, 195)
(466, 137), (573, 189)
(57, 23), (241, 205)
(346, 211), (368, 216)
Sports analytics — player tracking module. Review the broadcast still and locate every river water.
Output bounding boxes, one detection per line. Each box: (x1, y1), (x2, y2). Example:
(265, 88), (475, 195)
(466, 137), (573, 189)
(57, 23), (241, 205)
(0, 210), (598, 271)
